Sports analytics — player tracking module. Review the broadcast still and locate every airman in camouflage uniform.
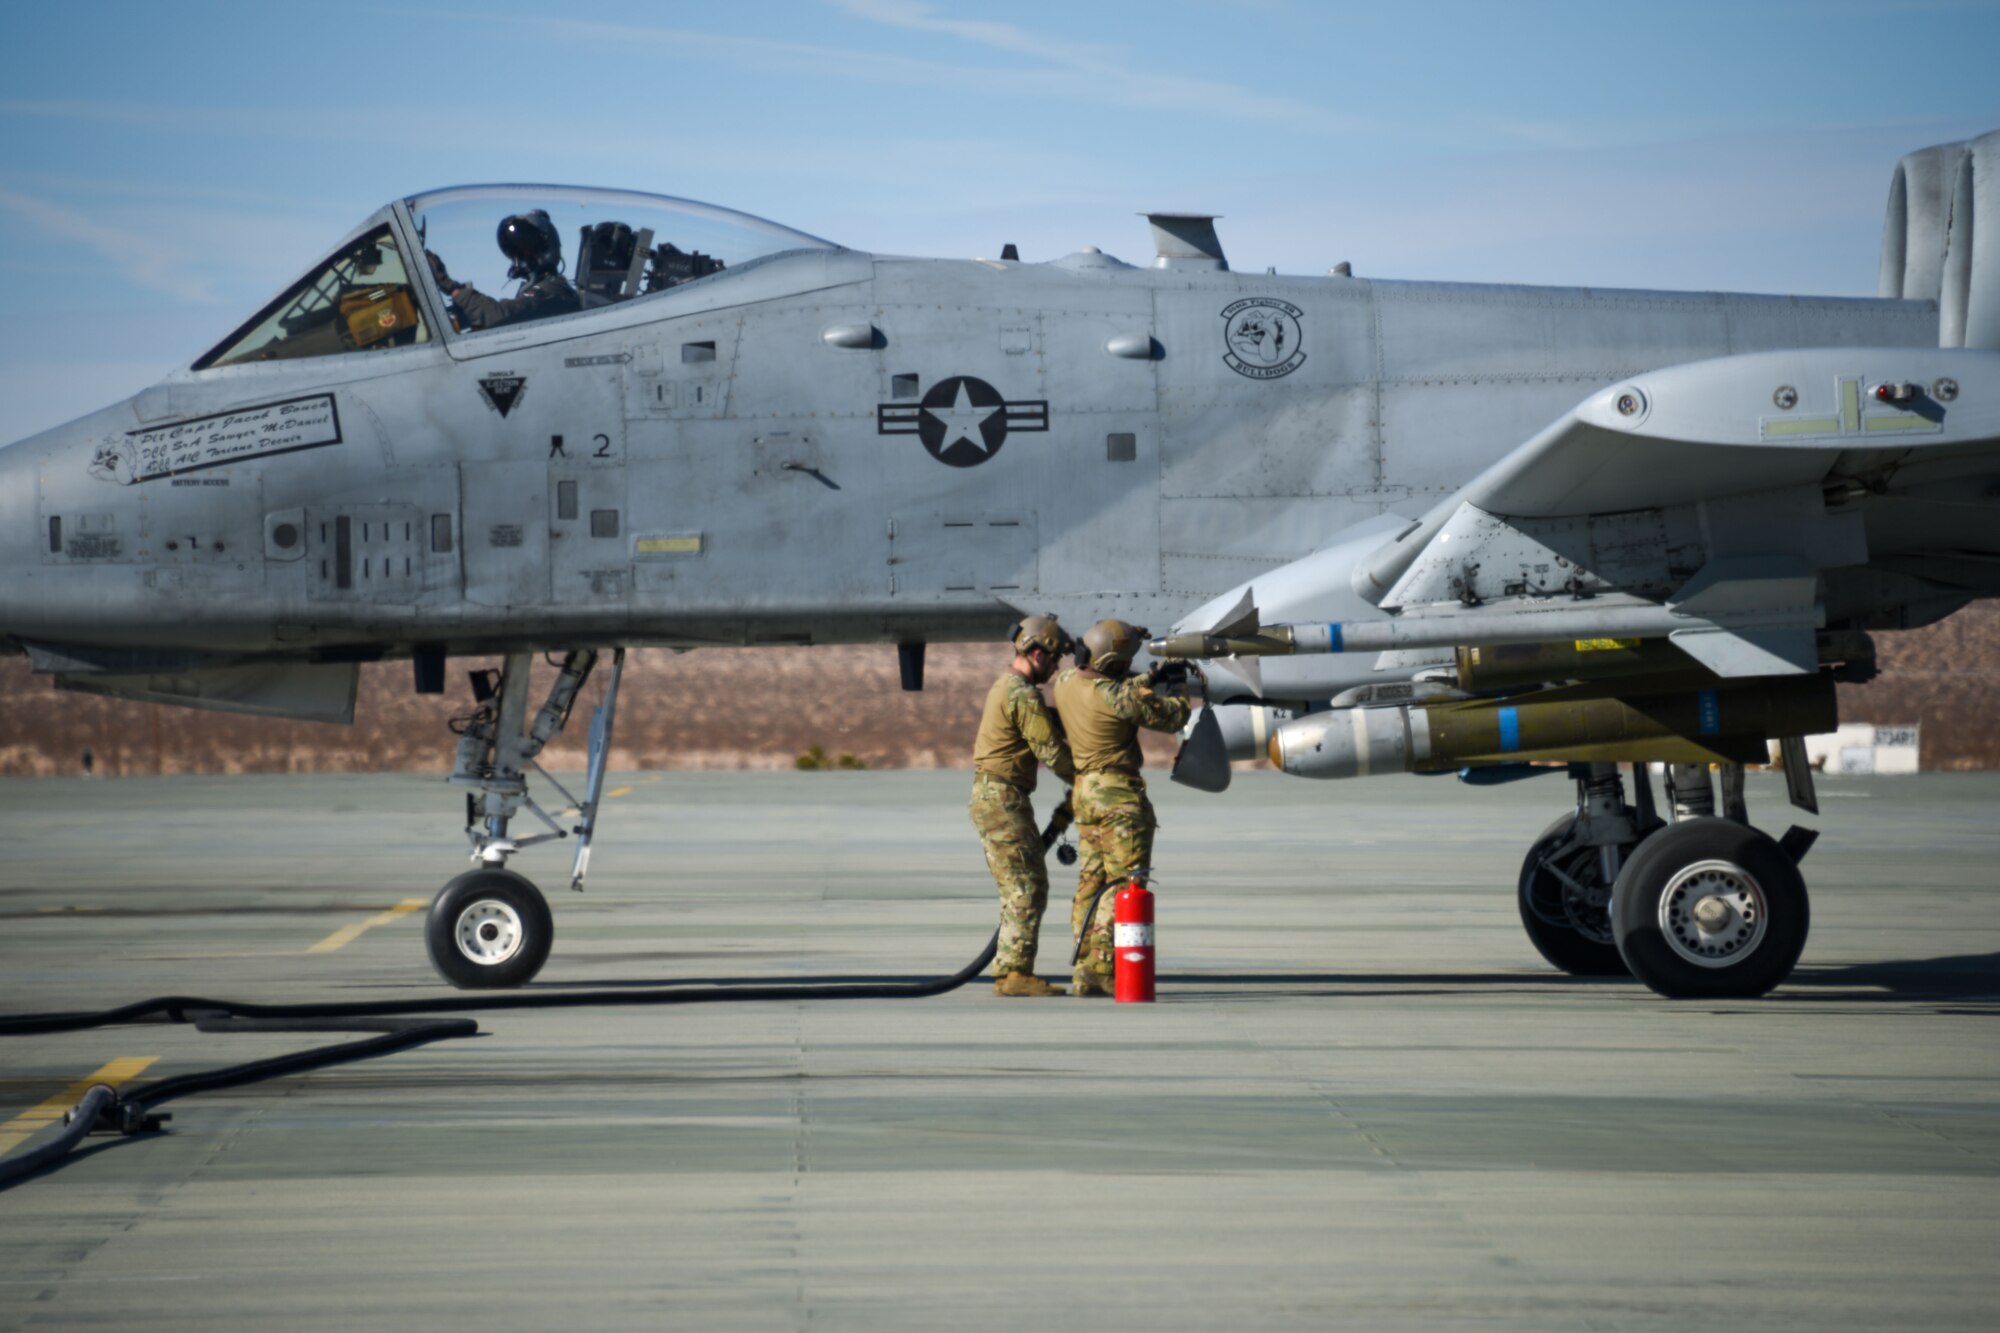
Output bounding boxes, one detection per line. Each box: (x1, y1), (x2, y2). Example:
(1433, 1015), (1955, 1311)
(970, 615), (1076, 997)
(1052, 619), (1195, 997)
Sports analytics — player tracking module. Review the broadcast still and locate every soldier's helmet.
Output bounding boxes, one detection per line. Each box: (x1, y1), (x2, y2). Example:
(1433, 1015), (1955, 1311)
(1079, 619), (1149, 674)
(1011, 614), (1069, 657)
(497, 210), (563, 280)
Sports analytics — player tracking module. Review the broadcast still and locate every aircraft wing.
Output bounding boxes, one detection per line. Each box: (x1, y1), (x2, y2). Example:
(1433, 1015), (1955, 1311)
(1342, 346), (2000, 676)
(1362, 346), (2000, 586)
(1163, 346), (2000, 703)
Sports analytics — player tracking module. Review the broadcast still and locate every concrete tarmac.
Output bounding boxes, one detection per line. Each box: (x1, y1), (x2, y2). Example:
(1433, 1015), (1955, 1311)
(0, 769), (1996, 1330)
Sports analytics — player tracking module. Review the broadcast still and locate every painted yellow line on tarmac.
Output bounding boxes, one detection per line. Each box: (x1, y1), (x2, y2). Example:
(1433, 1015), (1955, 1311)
(0, 1057), (156, 1157)
(308, 898), (428, 954)
(606, 786), (633, 798)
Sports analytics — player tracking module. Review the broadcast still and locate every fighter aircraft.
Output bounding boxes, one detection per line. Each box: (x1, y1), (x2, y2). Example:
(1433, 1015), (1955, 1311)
(4, 131), (1996, 998)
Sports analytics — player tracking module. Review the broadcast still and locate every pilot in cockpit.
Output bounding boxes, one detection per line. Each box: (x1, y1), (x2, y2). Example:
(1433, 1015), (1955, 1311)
(427, 210), (581, 330)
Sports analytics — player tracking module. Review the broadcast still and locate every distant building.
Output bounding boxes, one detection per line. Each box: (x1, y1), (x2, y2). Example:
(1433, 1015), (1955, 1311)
(1799, 724), (1922, 775)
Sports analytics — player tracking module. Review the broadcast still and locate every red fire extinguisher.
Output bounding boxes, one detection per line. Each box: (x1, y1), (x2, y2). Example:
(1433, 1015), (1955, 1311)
(1114, 879), (1155, 1003)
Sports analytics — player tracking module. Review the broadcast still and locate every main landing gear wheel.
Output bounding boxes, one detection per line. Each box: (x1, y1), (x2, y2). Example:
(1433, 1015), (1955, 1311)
(1518, 814), (1631, 977)
(1611, 817), (1809, 1000)
(425, 868), (554, 989)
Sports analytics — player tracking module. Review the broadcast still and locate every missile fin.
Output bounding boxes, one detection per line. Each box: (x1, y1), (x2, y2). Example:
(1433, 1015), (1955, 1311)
(1228, 652), (1261, 697)
(1203, 587), (1261, 640)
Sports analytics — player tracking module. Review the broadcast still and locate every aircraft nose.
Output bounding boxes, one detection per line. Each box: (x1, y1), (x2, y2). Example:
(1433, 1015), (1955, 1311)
(0, 424), (75, 644)
(0, 440), (41, 642)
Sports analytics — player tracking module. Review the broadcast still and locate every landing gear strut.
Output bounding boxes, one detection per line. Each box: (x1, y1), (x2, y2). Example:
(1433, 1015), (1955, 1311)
(429, 648), (625, 988)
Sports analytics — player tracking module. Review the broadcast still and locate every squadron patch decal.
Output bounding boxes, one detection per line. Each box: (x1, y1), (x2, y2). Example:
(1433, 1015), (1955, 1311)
(478, 374), (528, 418)
(1221, 298), (1306, 380)
(877, 375), (1048, 468)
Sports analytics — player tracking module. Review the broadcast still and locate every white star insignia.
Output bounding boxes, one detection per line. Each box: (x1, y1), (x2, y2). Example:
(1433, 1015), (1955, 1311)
(924, 380), (999, 453)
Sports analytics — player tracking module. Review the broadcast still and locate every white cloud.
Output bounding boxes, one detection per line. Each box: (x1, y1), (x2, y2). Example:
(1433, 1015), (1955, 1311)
(434, 10), (1369, 136)
(832, 0), (1135, 64)
(0, 189), (217, 303)
(826, 0), (1360, 131)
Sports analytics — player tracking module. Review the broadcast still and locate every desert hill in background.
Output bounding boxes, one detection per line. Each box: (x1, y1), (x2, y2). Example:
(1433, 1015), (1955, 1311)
(2, 605), (1995, 776)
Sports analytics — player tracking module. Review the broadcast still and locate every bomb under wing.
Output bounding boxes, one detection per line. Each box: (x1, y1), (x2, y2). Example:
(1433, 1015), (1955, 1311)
(1268, 673), (1838, 779)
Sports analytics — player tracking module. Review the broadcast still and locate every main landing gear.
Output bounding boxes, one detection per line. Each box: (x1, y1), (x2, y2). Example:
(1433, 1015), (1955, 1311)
(1519, 751), (1819, 998)
(429, 648), (625, 988)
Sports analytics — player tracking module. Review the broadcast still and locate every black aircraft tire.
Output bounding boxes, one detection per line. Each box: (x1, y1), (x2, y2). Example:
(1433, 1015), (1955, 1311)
(425, 869), (554, 990)
(1517, 815), (1630, 978)
(1611, 818), (1808, 1000)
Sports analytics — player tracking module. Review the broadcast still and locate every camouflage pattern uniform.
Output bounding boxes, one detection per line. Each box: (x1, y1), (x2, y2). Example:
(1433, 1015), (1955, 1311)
(969, 671), (1074, 976)
(1051, 666), (1192, 989)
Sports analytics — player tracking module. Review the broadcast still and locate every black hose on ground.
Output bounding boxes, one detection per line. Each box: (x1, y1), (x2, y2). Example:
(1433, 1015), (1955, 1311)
(1072, 886), (1114, 966)
(0, 1085), (116, 1187)
(0, 931), (999, 1188)
(137, 1014), (482, 1109)
(0, 1016), (477, 1190)
(0, 931), (998, 1035)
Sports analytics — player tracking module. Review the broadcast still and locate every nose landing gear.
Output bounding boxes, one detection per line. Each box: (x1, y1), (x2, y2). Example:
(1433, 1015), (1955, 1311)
(427, 647), (625, 988)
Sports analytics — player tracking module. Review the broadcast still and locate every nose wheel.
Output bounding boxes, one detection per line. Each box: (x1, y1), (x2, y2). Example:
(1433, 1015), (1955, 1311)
(425, 868), (554, 989)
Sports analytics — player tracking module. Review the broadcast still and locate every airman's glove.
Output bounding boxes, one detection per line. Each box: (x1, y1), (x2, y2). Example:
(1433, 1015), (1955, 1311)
(1040, 795), (1074, 850)
(425, 249), (456, 292)
(1146, 660), (1205, 699)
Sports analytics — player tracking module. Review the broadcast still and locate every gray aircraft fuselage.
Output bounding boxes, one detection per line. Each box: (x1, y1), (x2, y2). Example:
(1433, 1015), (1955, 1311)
(0, 207), (1942, 675)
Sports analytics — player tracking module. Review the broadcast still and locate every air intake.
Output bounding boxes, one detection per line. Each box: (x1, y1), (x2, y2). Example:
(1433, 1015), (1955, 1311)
(1142, 212), (1227, 271)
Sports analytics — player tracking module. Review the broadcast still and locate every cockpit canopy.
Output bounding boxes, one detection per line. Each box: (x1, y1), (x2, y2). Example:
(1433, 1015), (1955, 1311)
(195, 186), (837, 369)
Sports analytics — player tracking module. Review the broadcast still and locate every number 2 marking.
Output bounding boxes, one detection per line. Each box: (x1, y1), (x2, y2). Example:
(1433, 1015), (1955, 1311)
(593, 433), (612, 459)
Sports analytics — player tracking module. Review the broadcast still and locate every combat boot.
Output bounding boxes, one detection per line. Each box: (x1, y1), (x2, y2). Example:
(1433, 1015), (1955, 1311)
(994, 971), (1066, 997)
(1070, 968), (1113, 998)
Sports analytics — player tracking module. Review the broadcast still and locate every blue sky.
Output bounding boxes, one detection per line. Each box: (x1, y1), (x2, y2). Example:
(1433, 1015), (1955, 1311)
(3, 0), (1996, 440)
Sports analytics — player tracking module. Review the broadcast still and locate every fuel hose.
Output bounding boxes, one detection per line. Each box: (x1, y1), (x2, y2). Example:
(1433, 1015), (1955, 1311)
(0, 930), (998, 1189)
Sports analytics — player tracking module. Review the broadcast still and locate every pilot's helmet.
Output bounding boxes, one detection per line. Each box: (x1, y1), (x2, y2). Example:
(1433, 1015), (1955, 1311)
(1079, 619), (1148, 674)
(1010, 614), (1069, 658)
(497, 210), (563, 279)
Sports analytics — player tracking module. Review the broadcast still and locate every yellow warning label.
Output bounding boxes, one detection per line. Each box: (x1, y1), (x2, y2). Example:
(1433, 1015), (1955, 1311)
(635, 534), (703, 555)
(1574, 638), (1639, 652)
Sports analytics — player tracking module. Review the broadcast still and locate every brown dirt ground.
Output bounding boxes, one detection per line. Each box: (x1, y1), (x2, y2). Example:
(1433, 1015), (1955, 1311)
(2, 605), (1992, 776)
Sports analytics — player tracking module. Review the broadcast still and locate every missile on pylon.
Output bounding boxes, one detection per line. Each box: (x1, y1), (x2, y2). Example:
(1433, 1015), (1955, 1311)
(1148, 624), (1301, 661)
